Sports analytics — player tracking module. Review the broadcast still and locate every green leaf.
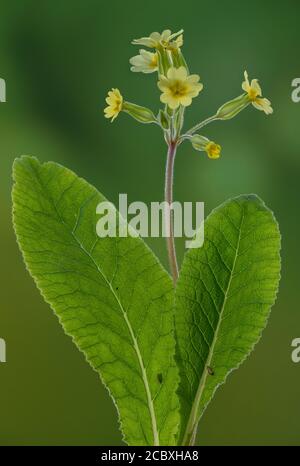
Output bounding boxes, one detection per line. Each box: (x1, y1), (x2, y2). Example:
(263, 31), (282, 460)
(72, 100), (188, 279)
(175, 195), (281, 445)
(12, 156), (179, 446)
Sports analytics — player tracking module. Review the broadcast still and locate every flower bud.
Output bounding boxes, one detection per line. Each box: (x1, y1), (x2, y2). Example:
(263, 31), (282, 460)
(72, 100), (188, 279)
(123, 102), (157, 124)
(170, 48), (189, 74)
(158, 109), (170, 129)
(156, 47), (172, 76)
(174, 106), (184, 134)
(216, 94), (249, 120)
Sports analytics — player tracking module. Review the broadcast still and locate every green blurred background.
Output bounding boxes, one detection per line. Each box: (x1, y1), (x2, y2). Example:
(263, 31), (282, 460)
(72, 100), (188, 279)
(0, 0), (299, 446)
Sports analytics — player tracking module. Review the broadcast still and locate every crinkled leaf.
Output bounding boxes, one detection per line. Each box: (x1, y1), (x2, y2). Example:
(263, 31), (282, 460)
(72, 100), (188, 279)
(12, 156), (179, 446)
(175, 195), (281, 445)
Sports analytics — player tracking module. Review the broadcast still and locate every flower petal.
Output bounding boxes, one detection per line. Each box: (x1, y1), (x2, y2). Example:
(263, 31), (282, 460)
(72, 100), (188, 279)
(161, 30), (172, 41)
(187, 82), (203, 97)
(179, 95), (192, 107)
(104, 107), (115, 117)
(242, 70), (251, 92)
(253, 97), (273, 114)
(187, 74), (200, 84)
(167, 97), (180, 109)
(129, 55), (145, 66)
(176, 66), (188, 80)
(167, 67), (178, 80)
(140, 49), (152, 60)
(251, 79), (262, 96)
(157, 76), (169, 91)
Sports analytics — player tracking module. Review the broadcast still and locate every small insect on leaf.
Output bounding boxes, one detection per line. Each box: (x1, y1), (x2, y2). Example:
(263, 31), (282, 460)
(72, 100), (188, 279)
(157, 373), (163, 384)
(207, 366), (214, 376)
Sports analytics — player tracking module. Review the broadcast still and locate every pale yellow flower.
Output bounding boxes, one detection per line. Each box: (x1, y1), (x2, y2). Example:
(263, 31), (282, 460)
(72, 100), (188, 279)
(129, 50), (158, 73)
(104, 88), (123, 122)
(242, 71), (273, 115)
(205, 141), (221, 159)
(157, 66), (203, 109)
(132, 29), (183, 50)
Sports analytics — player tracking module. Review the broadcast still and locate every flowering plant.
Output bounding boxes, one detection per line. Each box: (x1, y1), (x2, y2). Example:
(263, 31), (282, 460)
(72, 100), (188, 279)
(10, 28), (280, 449)
(104, 28), (273, 284)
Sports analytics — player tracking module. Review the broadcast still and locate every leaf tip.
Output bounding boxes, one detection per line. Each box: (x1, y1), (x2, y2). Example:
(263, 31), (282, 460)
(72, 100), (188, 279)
(12, 155), (40, 181)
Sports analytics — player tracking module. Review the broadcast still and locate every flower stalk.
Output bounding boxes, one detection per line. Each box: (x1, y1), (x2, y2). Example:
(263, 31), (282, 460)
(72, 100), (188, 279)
(165, 141), (179, 284)
(183, 114), (219, 138)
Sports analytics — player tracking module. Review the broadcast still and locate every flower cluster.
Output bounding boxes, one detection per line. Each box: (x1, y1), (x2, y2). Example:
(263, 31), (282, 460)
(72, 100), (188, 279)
(104, 28), (273, 159)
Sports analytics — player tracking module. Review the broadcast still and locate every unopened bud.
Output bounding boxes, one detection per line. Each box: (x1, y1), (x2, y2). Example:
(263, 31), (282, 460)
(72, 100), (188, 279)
(174, 106), (184, 134)
(158, 109), (170, 129)
(170, 48), (189, 74)
(123, 102), (156, 124)
(156, 47), (172, 76)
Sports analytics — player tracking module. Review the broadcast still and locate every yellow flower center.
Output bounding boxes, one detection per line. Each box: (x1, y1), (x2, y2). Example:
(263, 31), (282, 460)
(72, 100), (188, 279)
(113, 98), (122, 113)
(248, 87), (259, 101)
(169, 80), (188, 98)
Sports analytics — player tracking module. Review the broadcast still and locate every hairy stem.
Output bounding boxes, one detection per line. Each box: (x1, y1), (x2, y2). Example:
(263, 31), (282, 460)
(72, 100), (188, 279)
(165, 142), (179, 284)
(184, 115), (218, 138)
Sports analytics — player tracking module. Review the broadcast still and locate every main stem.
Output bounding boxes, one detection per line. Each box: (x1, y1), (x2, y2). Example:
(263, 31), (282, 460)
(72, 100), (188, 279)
(165, 141), (179, 284)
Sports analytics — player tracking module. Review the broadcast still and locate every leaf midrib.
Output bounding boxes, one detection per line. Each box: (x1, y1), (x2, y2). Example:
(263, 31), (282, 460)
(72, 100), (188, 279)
(182, 204), (245, 445)
(28, 161), (160, 446)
